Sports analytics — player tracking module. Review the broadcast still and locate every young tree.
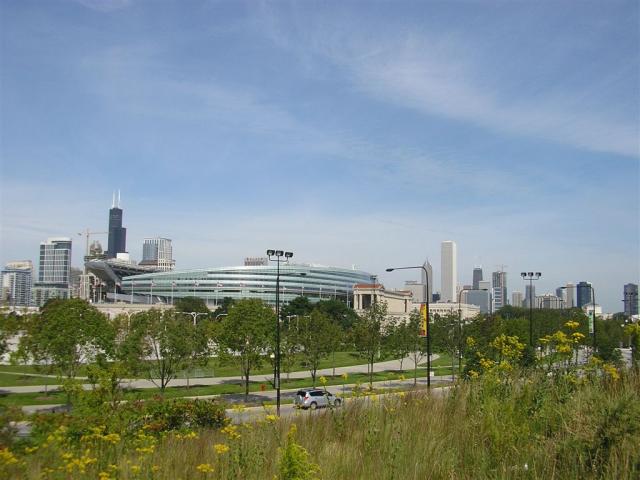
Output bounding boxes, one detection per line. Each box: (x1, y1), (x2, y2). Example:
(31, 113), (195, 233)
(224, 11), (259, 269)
(174, 297), (210, 315)
(15, 299), (113, 381)
(407, 309), (427, 385)
(352, 301), (388, 387)
(315, 298), (358, 330)
(127, 308), (204, 392)
(385, 318), (413, 372)
(215, 299), (274, 400)
(297, 310), (336, 386)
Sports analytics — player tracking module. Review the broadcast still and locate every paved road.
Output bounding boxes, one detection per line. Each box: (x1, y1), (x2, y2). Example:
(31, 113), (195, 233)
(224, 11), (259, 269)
(0, 354), (438, 394)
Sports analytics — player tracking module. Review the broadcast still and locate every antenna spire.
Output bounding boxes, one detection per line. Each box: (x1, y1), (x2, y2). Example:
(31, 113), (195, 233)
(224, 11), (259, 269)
(111, 191), (115, 208)
(118, 190), (121, 208)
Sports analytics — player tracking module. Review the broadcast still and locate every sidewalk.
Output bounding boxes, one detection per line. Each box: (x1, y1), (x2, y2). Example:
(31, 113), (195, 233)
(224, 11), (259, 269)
(1, 354), (439, 394)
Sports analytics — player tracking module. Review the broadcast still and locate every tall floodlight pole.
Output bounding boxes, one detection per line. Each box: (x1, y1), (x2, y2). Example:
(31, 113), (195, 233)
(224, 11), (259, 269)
(267, 249), (293, 416)
(386, 265), (431, 389)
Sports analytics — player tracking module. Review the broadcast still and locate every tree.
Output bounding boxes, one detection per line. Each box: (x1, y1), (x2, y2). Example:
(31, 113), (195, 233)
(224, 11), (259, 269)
(385, 318), (414, 372)
(174, 297), (210, 315)
(315, 299), (358, 330)
(0, 313), (19, 359)
(430, 313), (461, 378)
(297, 310), (336, 386)
(352, 302), (387, 387)
(406, 310), (427, 385)
(281, 296), (313, 320)
(127, 309), (205, 392)
(212, 297), (235, 319)
(15, 299), (113, 381)
(215, 299), (274, 400)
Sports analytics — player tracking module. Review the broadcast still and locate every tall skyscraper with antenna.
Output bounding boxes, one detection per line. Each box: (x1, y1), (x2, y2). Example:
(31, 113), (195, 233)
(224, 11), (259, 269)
(107, 191), (127, 259)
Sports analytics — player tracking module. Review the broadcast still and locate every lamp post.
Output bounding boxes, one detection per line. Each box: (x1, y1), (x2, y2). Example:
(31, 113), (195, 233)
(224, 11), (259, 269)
(267, 249), (293, 416)
(562, 284), (597, 352)
(179, 311), (209, 326)
(521, 272), (542, 347)
(386, 265), (431, 389)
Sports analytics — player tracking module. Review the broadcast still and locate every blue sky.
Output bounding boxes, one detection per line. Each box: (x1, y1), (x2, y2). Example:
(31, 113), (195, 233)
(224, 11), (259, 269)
(1, 0), (638, 312)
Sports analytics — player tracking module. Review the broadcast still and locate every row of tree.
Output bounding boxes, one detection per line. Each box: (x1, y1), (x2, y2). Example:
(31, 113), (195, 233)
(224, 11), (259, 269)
(2, 297), (636, 404)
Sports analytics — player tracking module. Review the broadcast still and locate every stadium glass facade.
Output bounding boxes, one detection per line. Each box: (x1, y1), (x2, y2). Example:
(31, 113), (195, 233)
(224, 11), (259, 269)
(120, 264), (373, 307)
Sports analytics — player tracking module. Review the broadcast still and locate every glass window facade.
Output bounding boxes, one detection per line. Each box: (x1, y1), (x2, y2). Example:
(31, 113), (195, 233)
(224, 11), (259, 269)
(121, 264), (373, 307)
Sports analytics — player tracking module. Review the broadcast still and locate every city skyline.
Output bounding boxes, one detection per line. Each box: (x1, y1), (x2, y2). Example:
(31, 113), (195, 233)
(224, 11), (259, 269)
(1, 1), (638, 312)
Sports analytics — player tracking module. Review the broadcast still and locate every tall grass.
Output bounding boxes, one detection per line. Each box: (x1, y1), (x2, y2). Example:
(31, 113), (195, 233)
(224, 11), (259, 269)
(4, 369), (639, 479)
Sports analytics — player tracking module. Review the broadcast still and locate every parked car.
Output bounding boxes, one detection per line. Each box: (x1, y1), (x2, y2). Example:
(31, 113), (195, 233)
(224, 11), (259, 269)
(294, 389), (342, 410)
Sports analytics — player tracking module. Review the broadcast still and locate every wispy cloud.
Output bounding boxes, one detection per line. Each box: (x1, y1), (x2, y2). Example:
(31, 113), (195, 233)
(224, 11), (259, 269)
(255, 7), (639, 158)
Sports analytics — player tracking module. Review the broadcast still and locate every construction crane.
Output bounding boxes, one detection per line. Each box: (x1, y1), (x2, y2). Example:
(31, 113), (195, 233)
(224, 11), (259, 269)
(77, 229), (108, 268)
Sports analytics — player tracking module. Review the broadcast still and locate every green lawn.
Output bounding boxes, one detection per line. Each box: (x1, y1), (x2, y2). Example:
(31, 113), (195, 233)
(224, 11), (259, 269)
(0, 372), (61, 387)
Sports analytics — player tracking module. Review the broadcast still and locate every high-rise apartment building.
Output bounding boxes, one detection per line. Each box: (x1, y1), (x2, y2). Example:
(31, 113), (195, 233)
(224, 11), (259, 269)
(402, 259), (432, 303)
(576, 281), (592, 308)
(492, 270), (507, 310)
(565, 282), (575, 308)
(33, 237), (72, 306)
(440, 241), (456, 303)
(1, 261), (33, 307)
(624, 283), (638, 317)
(512, 291), (523, 307)
(140, 238), (175, 271)
(524, 284), (536, 308)
(107, 192), (127, 259)
(472, 267), (483, 290)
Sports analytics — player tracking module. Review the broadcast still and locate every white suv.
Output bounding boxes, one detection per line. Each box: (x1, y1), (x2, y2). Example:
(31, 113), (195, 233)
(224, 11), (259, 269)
(294, 389), (342, 409)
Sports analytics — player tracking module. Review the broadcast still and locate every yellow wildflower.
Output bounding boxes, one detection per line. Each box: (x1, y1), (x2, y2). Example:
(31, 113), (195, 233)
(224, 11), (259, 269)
(214, 443), (230, 454)
(196, 463), (214, 473)
(319, 376), (327, 385)
(0, 448), (18, 465)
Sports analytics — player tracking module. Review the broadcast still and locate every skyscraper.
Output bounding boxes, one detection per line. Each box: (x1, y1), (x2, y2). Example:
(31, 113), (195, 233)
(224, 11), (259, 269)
(107, 192), (127, 259)
(421, 259), (433, 302)
(492, 270), (507, 310)
(140, 238), (175, 271)
(33, 237), (72, 306)
(1, 261), (33, 307)
(472, 266), (483, 290)
(576, 281), (592, 309)
(440, 241), (456, 303)
(565, 283), (575, 308)
(524, 284), (536, 308)
(512, 291), (523, 307)
(624, 283), (638, 317)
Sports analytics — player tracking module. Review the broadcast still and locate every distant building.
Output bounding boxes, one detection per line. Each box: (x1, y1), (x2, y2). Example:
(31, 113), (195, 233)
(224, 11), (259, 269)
(353, 283), (413, 321)
(472, 267), (483, 290)
(538, 294), (562, 309)
(576, 281), (592, 308)
(465, 289), (491, 314)
(140, 238), (175, 271)
(565, 282), (575, 308)
(33, 237), (72, 306)
(1, 261), (33, 307)
(492, 270), (507, 310)
(624, 283), (638, 317)
(402, 259), (432, 304)
(512, 291), (523, 307)
(107, 192), (127, 259)
(428, 302), (480, 320)
(440, 241), (457, 303)
(524, 284), (536, 308)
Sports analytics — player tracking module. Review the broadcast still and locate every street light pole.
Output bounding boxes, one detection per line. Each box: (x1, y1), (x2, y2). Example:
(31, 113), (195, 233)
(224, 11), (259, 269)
(521, 272), (542, 347)
(267, 249), (293, 416)
(386, 265), (431, 389)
